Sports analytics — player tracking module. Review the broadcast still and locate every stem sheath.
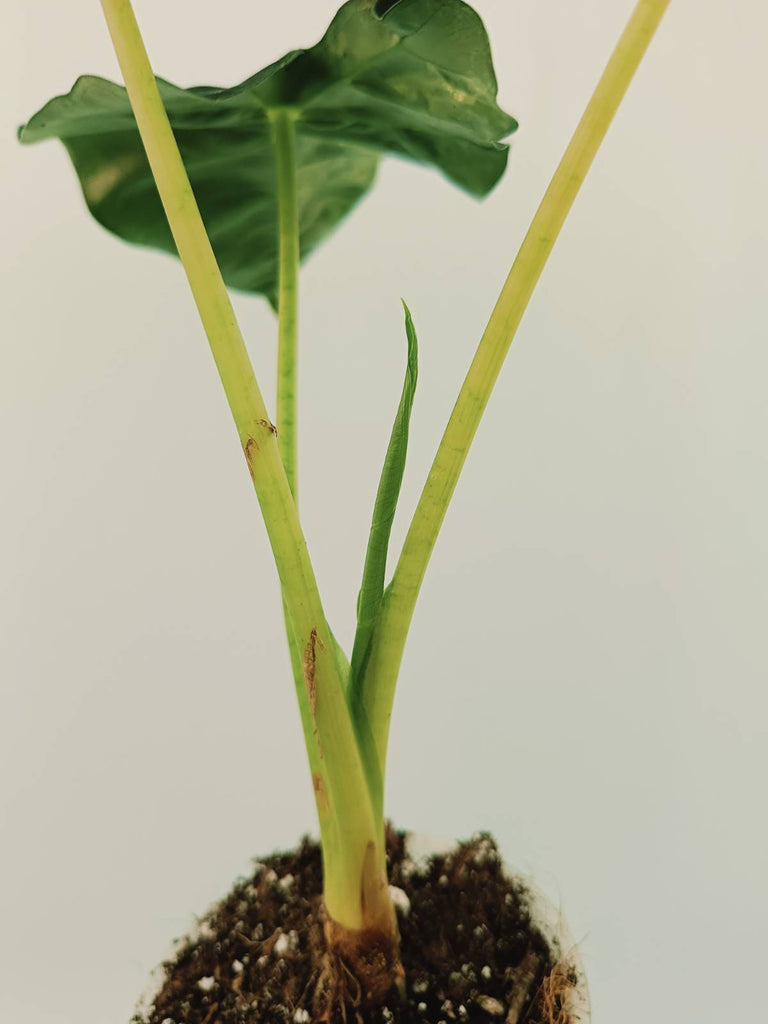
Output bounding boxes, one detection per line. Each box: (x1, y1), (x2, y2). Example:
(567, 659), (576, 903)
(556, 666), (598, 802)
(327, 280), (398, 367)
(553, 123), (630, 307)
(360, 0), (672, 772)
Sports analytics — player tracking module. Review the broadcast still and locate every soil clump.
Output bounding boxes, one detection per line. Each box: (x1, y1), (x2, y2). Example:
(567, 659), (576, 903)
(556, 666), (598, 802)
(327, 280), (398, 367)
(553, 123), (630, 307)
(134, 831), (580, 1024)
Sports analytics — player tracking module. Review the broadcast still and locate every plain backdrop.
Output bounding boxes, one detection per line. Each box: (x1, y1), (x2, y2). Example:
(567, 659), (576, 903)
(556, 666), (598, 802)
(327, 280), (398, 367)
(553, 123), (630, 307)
(2, 1), (767, 1021)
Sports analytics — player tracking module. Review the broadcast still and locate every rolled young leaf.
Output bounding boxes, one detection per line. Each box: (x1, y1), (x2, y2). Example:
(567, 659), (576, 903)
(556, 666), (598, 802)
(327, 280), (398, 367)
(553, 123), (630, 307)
(350, 302), (418, 693)
(19, 0), (516, 302)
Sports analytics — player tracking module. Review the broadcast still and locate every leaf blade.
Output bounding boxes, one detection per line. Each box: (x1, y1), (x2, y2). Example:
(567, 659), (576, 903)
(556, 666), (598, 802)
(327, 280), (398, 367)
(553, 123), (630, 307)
(19, 0), (515, 300)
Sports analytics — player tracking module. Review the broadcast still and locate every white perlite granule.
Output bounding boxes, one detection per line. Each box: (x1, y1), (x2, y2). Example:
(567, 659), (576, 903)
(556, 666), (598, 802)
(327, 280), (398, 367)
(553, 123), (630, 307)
(273, 930), (299, 956)
(399, 857), (420, 880)
(196, 976), (215, 993)
(476, 995), (505, 1016)
(388, 885), (411, 916)
(194, 919), (215, 940)
(469, 834), (499, 866)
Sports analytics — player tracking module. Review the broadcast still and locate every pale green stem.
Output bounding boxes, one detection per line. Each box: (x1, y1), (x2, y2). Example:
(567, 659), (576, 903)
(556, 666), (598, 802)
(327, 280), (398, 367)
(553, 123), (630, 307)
(271, 109), (300, 501)
(359, 0), (672, 774)
(270, 111), (311, 798)
(269, 110), (310, 806)
(98, 0), (389, 932)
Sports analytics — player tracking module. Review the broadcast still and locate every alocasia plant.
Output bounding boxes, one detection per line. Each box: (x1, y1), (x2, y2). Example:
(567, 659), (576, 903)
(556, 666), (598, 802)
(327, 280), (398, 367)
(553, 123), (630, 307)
(19, 0), (669, 1008)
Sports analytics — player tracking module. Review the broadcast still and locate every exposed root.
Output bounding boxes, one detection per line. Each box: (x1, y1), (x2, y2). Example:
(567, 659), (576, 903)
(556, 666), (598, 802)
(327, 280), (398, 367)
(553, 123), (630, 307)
(525, 958), (583, 1024)
(505, 950), (545, 1024)
(311, 914), (403, 1021)
(313, 949), (362, 1024)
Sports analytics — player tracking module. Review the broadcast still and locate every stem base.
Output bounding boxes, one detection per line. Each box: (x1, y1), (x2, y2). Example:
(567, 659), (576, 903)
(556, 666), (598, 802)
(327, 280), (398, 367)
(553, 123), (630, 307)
(323, 915), (404, 1008)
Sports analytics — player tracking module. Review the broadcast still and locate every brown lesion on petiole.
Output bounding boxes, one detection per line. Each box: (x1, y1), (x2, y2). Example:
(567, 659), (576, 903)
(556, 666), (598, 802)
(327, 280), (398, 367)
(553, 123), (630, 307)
(312, 772), (330, 816)
(302, 628), (319, 718)
(243, 436), (259, 480)
(242, 420), (278, 479)
(303, 628), (325, 755)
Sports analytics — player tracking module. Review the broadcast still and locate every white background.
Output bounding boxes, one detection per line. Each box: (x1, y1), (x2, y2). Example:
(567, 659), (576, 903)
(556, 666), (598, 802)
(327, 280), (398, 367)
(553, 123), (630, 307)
(2, 1), (767, 1021)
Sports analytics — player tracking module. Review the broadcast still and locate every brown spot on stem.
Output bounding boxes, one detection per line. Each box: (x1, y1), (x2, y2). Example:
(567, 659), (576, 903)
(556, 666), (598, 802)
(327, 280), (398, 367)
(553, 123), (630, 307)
(303, 628), (319, 717)
(312, 772), (330, 816)
(243, 436), (259, 480)
(258, 418), (278, 436)
(303, 628), (325, 756)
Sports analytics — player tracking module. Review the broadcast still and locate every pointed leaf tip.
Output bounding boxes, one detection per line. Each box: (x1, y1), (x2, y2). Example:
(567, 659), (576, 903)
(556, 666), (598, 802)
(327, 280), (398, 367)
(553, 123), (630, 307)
(350, 303), (419, 689)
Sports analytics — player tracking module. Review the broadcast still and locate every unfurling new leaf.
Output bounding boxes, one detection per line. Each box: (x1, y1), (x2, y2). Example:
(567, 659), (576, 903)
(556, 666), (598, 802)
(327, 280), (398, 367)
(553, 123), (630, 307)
(351, 302), (419, 694)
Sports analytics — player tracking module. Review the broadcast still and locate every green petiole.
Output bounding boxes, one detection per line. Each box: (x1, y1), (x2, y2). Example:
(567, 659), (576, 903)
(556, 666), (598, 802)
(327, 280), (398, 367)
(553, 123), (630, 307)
(271, 108), (301, 502)
(97, 0), (390, 936)
(358, 0), (672, 779)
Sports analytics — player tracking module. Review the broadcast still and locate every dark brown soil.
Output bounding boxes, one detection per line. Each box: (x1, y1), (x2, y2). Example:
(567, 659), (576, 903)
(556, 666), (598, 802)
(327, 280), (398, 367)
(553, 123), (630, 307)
(133, 831), (581, 1024)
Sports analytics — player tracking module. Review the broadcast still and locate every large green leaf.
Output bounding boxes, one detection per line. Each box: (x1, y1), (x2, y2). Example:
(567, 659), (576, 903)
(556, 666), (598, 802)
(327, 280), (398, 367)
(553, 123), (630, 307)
(19, 0), (516, 300)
